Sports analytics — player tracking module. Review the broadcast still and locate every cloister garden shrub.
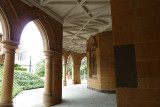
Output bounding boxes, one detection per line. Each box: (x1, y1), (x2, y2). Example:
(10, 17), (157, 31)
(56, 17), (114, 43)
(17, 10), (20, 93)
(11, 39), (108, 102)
(35, 59), (45, 77)
(0, 68), (44, 98)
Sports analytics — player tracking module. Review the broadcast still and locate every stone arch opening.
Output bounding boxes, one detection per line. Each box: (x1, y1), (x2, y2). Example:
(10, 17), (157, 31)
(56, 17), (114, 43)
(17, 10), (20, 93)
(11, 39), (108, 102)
(62, 55), (66, 65)
(16, 10), (55, 51)
(12, 20), (45, 105)
(80, 56), (87, 84)
(0, 6), (11, 62)
(0, 6), (10, 40)
(0, 22), (4, 62)
(66, 55), (74, 85)
(17, 21), (45, 72)
(0, 5), (61, 107)
(33, 19), (50, 51)
(18, 19), (50, 51)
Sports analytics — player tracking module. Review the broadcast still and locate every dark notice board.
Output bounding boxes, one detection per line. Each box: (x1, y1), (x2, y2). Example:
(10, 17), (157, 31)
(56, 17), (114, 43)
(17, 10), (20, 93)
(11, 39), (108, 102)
(114, 44), (138, 88)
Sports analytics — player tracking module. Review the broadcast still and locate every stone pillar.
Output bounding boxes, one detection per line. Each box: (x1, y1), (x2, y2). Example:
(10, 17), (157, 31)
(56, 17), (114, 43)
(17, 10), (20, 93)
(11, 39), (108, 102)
(71, 63), (81, 84)
(75, 64), (81, 84)
(72, 63), (76, 84)
(43, 50), (53, 107)
(62, 63), (67, 86)
(52, 51), (62, 105)
(0, 40), (19, 107)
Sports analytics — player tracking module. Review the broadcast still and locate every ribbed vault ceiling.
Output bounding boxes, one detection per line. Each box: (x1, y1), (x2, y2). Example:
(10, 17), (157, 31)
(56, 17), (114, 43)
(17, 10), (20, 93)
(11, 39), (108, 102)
(27, 0), (112, 53)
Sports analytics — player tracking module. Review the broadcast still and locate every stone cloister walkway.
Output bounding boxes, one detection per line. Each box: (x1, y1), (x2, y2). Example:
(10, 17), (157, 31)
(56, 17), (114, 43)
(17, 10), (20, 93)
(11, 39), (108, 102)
(13, 82), (117, 107)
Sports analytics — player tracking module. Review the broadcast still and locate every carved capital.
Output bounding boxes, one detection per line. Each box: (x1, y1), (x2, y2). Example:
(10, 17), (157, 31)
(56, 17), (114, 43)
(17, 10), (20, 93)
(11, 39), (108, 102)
(44, 50), (54, 58)
(2, 40), (19, 54)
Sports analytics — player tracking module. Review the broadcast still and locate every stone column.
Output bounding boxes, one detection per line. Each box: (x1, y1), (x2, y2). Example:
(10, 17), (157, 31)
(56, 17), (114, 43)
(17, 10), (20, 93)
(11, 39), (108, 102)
(72, 63), (76, 84)
(72, 63), (81, 84)
(52, 51), (62, 105)
(43, 50), (53, 107)
(0, 40), (19, 107)
(62, 63), (67, 86)
(75, 64), (81, 84)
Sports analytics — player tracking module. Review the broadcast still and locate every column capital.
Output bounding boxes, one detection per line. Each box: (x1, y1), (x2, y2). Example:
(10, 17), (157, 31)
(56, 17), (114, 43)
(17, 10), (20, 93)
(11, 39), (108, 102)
(44, 50), (54, 57)
(2, 40), (19, 50)
(44, 50), (62, 57)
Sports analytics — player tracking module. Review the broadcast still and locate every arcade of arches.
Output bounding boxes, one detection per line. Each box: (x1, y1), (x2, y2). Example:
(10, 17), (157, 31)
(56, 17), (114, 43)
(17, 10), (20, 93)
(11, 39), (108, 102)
(0, 0), (160, 107)
(62, 50), (86, 86)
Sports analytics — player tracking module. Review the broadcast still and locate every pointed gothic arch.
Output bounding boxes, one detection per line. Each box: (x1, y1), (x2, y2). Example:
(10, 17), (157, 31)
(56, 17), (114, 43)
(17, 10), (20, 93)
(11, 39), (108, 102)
(16, 10), (56, 51)
(0, 6), (10, 40)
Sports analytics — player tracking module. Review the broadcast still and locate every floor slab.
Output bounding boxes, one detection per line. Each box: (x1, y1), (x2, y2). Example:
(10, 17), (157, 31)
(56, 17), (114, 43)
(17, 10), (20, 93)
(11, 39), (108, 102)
(14, 83), (117, 107)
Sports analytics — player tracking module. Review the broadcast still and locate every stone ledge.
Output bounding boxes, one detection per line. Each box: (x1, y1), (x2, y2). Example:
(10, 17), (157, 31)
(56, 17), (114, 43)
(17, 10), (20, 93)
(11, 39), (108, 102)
(87, 86), (116, 94)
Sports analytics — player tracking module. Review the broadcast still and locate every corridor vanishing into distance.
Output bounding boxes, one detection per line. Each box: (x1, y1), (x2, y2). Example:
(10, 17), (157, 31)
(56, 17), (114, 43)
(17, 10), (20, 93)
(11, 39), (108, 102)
(0, 0), (159, 107)
(14, 83), (117, 107)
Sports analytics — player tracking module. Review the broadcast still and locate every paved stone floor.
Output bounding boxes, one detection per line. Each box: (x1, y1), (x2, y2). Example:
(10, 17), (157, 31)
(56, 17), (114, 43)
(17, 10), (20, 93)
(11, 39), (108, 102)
(14, 80), (117, 107)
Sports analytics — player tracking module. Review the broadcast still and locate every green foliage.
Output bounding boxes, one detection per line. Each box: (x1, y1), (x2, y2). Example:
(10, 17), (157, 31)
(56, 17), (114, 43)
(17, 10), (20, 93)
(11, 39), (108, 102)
(14, 67), (27, 71)
(67, 65), (72, 75)
(0, 63), (26, 71)
(80, 57), (87, 80)
(12, 83), (23, 98)
(80, 65), (87, 75)
(80, 57), (87, 75)
(14, 63), (21, 67)
(0, 69), (3, 82)
(0, 63), (22, 67)
(0, 66), (3, 69)
(35, 59), (45, 77)
(14, 71), (44, 90)
(0, 68), (44, 98)
(14, 63), (27, 71)
(0, 62), (4, 66)
(66, 56), (72, 76)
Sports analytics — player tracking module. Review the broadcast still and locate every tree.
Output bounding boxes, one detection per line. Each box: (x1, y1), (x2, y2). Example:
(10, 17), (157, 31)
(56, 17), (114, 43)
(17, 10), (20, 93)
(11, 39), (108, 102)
(67, 65), (72, 75)
(81, 57), (87, 73)
(67, 56), (72, 76)
(35, 59), (45, 77)
(80, 57), (87, 79)
(80, 65), (87, 75)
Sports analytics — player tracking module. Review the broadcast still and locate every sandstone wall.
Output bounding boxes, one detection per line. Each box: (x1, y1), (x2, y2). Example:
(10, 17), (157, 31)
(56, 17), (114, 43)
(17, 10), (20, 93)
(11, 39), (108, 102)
(111, 0), (160, 106)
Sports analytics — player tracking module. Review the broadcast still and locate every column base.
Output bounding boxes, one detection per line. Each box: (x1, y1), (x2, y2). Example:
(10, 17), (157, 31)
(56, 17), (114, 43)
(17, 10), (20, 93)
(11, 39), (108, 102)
(52, 91), (62, 105)
(63, 81), (67, 86)
(0, 101), (13, 107)
(77, 79), (81, 84)
(72, 80), (76, 84)
(43, 92), (53, 107)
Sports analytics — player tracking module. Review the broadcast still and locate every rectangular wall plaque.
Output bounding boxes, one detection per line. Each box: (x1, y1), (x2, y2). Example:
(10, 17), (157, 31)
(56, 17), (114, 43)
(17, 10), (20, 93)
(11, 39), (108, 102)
(114, 44), (138, 88)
